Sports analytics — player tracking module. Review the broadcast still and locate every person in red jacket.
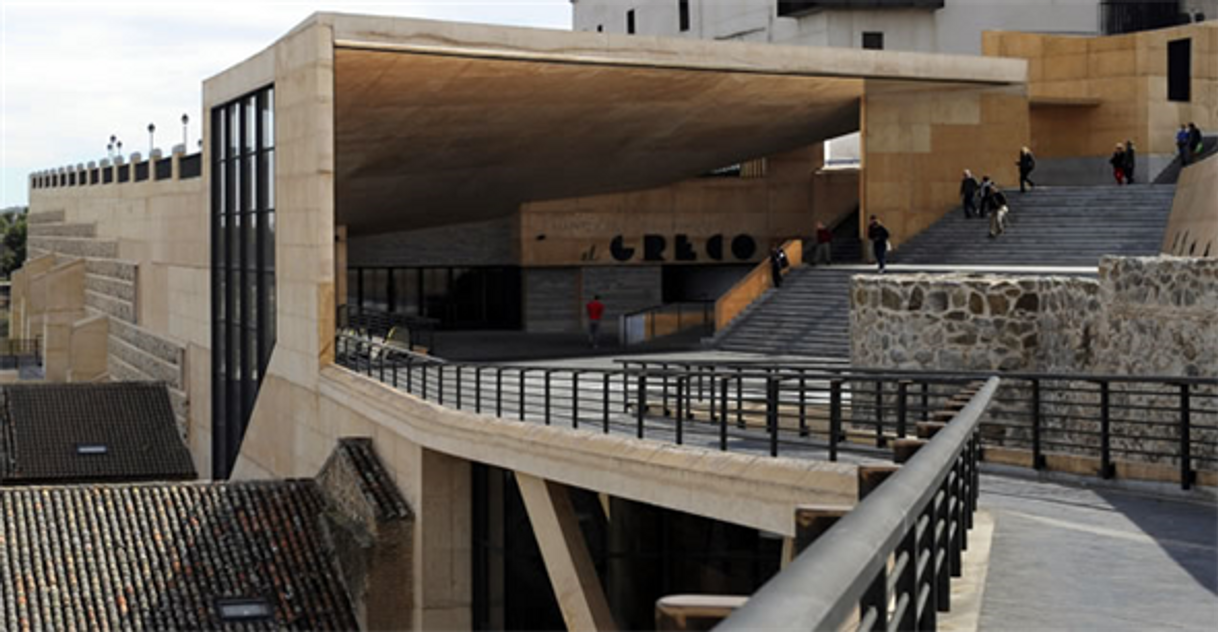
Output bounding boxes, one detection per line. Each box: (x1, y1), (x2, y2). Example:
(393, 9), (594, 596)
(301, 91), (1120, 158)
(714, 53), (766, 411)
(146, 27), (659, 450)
(586, 295), (605, 348)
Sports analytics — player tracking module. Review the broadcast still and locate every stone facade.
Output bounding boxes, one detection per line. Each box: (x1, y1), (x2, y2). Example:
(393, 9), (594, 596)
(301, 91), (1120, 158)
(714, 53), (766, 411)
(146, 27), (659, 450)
(850, 257), (1218, 471)
(851, 273), (1098, 373)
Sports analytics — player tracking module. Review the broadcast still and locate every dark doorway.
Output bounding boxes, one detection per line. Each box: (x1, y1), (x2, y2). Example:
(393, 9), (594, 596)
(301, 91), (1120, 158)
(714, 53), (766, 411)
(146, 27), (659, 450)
(1168, 38), (1191, 102)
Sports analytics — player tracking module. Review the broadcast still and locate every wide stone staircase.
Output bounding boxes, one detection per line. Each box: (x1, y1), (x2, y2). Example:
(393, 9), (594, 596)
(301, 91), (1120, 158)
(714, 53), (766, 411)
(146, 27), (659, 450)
(710, 266), (853, 358)
(712, 183), (1178, 357)
(891, 184), (1177, 266)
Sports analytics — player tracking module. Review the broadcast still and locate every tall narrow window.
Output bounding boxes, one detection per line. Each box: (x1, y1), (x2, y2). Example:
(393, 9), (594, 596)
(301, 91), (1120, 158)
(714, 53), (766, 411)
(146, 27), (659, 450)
(211, 85), (276, 479)
(862, 32), (884, 50)
(627, 9), (636, 34)
(679, 0), (690, 32)
(1168, 38), (1191, 102)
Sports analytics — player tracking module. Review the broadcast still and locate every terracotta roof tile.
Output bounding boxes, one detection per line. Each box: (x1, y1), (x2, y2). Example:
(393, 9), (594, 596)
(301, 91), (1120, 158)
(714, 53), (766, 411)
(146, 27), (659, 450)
(1, 382), (196, 484)
(0, 480), (359, 630)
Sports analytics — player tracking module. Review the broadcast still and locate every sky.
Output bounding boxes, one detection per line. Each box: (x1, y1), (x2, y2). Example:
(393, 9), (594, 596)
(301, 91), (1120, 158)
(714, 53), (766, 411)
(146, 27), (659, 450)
(0, 0), (572, 208)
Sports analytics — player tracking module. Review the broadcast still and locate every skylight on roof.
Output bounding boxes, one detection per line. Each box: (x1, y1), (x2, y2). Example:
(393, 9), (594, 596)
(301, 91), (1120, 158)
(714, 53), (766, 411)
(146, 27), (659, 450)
(215, 598), (273, 621)
(75, 444), (109, 455)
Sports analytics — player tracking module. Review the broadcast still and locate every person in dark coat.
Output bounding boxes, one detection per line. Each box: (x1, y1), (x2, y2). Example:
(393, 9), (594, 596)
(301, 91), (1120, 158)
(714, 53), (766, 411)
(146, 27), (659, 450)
(867, 215), (890, 273)
(1177, 125), (1192, 165)
(1018, 147), (1036, 193)
(769, 246), (789, 288)
(1123, 140), (1137, 184)
(1189, 123), (1204, 161)
(960, 169), (980, 218)
(978, 176), (994, 216)
(1110, 144), (1126, 185)
(988, 186), (1010, 238)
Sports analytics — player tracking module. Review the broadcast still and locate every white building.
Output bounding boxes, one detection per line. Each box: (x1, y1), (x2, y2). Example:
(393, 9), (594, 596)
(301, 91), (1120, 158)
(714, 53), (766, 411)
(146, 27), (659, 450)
(573, 1), (1217, 54)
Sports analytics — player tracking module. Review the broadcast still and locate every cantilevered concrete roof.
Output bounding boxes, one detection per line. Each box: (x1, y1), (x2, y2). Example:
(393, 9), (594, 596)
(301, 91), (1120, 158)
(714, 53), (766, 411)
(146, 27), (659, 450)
(318, 13), (1026, 235)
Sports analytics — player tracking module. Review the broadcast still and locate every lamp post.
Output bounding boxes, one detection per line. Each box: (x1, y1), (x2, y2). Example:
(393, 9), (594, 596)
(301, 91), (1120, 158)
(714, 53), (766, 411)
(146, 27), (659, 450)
(181, 113), (189, 147)
(148, 123), (156, 154)
(108, 135), (117, 159)
(116, 140), (123, 159)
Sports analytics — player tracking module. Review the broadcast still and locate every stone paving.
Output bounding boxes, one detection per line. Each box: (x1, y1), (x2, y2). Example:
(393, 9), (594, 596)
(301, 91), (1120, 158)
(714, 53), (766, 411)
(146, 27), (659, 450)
(978, 473), (1218, 631)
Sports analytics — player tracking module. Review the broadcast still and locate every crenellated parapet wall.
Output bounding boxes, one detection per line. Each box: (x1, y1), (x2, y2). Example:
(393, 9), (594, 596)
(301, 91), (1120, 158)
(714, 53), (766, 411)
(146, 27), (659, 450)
(28, 145), (201, 192)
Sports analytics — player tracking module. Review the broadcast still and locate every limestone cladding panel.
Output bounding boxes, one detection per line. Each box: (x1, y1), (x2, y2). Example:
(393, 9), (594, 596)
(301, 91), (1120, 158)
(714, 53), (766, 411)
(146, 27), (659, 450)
(524, 268), (581, 334)
(1161, 155), (1218, 258)
(519, 146), (851, 268)
(348, 217), (520, 268)
(861, 81), (1029, 247)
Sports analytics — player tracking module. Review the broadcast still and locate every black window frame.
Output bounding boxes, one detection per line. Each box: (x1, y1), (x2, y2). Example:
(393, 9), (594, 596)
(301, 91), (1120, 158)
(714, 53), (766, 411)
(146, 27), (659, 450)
(627, 9), (636, 34)
(211, 84), (276, 479)
(679, 0), (690, 32)
(862, 31), (884, 50)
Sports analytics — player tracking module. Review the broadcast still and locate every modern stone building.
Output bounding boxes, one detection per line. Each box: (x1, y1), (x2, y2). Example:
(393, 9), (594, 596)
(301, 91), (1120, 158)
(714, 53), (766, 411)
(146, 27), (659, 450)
(11, 12), (1218, 629)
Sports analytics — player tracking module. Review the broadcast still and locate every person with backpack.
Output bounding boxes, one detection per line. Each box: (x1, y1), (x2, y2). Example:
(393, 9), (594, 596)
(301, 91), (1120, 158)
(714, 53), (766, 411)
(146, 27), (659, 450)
(1017, 147), (1036, 193)
(867, 215), (891, 273)
(960, 169), (980, 218)
(988, 186), (1010, 238)
(1110, 143), (1127, 185)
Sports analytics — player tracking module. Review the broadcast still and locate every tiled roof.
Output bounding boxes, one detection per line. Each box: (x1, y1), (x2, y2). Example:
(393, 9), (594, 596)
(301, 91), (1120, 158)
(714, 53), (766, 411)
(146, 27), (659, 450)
(333, 438), (412, 521)
(0, 480), (360, 630)
(1, 382), (196, 483)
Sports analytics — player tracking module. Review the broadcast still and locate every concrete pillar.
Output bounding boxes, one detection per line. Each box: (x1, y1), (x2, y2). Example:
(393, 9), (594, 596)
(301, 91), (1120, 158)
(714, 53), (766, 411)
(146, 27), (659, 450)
(417, 449), (473, 631)
(517, 474), (617, 632)
(335, 225), (348, 314)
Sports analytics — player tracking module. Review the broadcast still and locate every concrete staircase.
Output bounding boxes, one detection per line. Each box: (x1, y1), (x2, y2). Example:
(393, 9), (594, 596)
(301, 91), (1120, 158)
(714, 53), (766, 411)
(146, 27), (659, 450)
(712, 183), (1178, 358)
(710, 267), (853, 358)
(891, 184), (1176, 266)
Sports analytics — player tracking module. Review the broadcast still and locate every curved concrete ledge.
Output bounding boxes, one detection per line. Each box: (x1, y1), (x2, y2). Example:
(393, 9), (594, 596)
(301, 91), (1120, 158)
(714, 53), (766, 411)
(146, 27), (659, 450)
(319, 366), (857, 536)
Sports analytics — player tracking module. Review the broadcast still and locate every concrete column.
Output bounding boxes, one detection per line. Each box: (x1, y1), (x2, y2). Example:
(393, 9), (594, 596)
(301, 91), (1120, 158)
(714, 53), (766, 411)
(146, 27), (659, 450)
(517, 473), (617, 632)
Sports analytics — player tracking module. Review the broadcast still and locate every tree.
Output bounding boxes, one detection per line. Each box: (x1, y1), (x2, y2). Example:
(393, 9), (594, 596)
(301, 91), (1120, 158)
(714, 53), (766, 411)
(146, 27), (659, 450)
(1, 210), (27, 277)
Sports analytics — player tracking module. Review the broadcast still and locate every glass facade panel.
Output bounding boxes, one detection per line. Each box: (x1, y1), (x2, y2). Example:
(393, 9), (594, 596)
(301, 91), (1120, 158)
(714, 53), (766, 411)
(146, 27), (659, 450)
(211, 84), (276, 479)
(349, 266), (522, 330)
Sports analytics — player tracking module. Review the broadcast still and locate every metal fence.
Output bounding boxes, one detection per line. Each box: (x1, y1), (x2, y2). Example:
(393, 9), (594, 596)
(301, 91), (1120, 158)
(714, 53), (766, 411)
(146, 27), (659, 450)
(0, 338), (41, 370)
(335, 334), (988, 462)
(618, 359), (1217, 490)
(720, 378), (997, 632)
(619, 301), (714, 346)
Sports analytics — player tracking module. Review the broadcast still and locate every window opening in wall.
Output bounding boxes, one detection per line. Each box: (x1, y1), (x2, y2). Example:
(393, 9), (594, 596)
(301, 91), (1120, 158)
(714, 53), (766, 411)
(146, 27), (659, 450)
(211, 84), (275, 479)
(862, 32), (884, 50)
(597, 24), (603, 32)
(1168, 38), (1191, 102)
(627, 9), (636, 34)
(679, 0), (690, 31)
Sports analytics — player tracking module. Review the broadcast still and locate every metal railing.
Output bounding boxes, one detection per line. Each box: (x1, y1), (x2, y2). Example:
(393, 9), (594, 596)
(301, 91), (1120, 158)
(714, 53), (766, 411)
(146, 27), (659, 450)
(0, 338), (41, 370)
(335, 333), (991, 462)
(619, 301), (714, 346)
(618, 358), (1218, 490)
(338, 305), (438, 353)
(719, 378), (996, 632)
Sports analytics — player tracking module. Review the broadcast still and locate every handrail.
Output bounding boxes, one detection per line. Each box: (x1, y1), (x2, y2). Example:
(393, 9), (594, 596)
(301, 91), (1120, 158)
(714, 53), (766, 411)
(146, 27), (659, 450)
(719, 377), (999, 631)
(714, 238), (803, 331)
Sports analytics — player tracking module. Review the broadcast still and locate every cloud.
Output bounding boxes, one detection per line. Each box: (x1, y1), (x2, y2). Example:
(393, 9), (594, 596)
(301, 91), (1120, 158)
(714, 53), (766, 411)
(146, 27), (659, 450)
(0, 1), (572, 206)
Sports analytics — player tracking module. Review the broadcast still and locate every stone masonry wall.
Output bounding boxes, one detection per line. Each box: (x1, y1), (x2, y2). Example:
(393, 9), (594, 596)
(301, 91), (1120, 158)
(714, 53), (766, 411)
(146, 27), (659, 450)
(850, 273), (1099, 373)
(850, 257), (1218, 471)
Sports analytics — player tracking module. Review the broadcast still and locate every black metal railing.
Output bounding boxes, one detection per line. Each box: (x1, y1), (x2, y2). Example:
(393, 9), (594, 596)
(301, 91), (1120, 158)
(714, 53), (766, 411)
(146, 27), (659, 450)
(0, 338), (41, 370)
(335, 333), (991, 462)
(719, 378), (996, 632)
(777, 0), (944, 18)
(618, 358), (1217, 490)
(1100, 1), (1185, 35)
(620, 301), (714, 346)
(338, 305), (438, 353)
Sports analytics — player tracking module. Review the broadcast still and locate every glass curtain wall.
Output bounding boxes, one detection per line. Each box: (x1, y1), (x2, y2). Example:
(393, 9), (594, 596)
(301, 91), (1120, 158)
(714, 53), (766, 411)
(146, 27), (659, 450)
(211, 85), (276, 478)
